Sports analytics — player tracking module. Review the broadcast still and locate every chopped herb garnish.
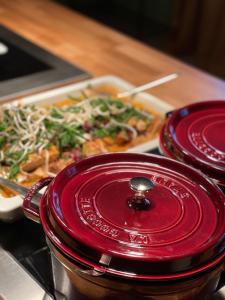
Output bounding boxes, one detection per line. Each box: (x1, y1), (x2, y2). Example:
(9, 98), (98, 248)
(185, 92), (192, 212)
(0, 136), (6, 149)
(64, 106), (82, 113)
(0, 122), (8, 131)
(51, 108), (64, 119)
(68, 95), (83, 101)
(93, 127), (119, 138)
(9, 164), (20, 179)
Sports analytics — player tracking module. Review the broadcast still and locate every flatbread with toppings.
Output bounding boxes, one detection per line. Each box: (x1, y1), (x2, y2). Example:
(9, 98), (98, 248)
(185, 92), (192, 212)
(0, 91), (164, 196)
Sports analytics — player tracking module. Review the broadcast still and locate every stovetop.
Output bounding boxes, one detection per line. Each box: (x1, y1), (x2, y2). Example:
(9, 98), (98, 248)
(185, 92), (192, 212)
(0, 37), (52, 81)
(0, 25), (89, 101)
(0, 217), (54, 298)
(0, 148), (225, 299)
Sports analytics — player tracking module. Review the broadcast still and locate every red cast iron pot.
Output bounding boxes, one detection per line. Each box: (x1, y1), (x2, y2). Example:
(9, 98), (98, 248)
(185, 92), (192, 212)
(23, 152), (225, 300)
(159, 100), (225, 187)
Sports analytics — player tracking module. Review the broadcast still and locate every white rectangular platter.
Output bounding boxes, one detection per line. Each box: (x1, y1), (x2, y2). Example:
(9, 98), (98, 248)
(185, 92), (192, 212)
(0, 75), (173, 222)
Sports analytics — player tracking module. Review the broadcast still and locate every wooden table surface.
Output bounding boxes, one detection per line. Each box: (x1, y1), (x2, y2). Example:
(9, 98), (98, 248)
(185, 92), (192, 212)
(0, 0), (225, 107)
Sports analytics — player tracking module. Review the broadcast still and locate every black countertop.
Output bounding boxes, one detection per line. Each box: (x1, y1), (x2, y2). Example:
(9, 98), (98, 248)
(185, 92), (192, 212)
(0, 217), (54, 296)
(0, 25), (90, 101)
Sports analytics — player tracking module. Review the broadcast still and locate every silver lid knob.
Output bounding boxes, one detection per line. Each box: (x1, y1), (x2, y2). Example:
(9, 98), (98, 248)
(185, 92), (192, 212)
(129, 177), (154, 195)
(128, 177), (154, 210)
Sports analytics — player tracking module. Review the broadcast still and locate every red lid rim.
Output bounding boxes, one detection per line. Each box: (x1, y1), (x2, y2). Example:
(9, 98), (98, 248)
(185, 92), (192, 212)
(159, 126), (225, 186)
(40, 192), (225, 281)
(160, 100), (225, 183)
(159, 137), (225, 187)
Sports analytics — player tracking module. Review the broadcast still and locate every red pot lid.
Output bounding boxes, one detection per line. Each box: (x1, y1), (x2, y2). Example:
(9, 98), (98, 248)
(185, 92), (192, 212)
(160, 100), (225, 186)
(40, 153), (225, 280)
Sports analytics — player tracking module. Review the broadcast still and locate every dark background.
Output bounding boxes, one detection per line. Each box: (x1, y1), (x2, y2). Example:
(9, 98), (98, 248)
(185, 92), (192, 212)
(56, 0), (225, 80)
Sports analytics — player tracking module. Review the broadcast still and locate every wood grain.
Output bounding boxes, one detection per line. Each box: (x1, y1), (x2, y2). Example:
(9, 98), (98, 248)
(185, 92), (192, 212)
(0, 0), (225, 107)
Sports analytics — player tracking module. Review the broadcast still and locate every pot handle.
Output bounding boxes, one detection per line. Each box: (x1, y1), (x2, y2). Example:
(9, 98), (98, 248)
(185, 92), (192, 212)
(23, 177), (54, 224)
